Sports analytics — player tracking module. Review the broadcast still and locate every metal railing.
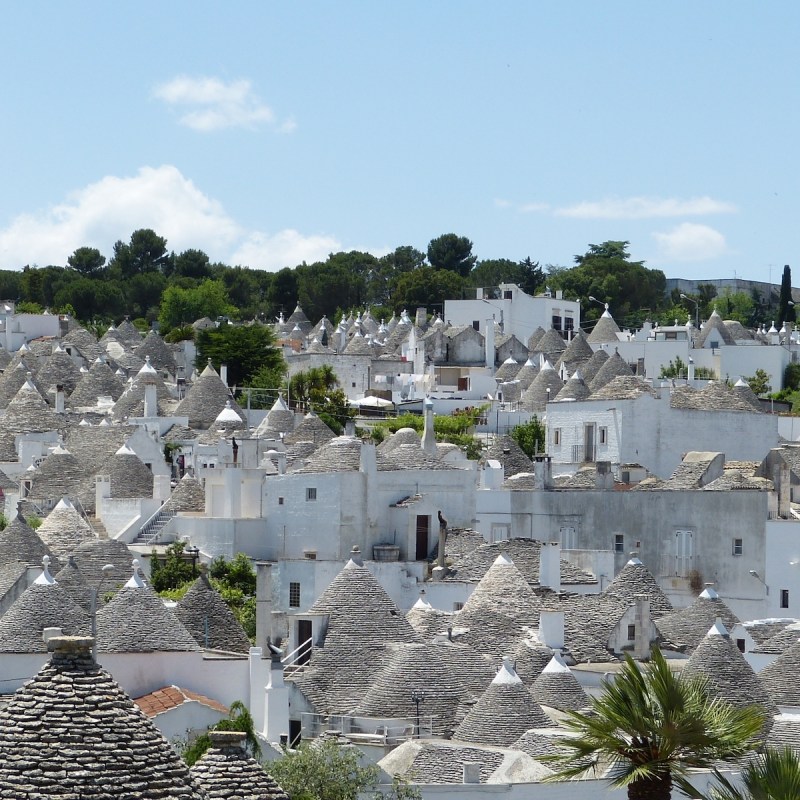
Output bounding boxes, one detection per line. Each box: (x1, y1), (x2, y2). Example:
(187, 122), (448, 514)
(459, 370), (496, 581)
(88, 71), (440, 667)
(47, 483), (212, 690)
(133, 506), (176, 546)
(301, 712), (435, 743)
(281, 637), (313, 672)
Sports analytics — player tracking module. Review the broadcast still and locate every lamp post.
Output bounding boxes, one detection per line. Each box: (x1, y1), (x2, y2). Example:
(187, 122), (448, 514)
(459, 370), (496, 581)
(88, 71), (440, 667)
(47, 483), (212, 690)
(410, 689), (425, 738)
(185, 545), (200, 578)
(587, 295), (607, 312)
(749, 569), (769, 596)
(680, 293), (700, 330)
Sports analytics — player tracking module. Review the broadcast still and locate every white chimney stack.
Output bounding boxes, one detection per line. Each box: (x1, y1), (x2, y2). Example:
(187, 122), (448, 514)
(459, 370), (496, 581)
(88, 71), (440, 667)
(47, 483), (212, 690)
(538, 610), (565, 650)
(54, 385), (65, 414)
(220, 363), (228, 385)
(539, 541), (561, 592)
(485, 318), (495, 369)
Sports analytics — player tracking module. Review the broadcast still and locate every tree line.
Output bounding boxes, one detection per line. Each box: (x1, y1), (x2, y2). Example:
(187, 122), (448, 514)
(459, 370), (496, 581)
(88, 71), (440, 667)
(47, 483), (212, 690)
(4, 230), (784, 332)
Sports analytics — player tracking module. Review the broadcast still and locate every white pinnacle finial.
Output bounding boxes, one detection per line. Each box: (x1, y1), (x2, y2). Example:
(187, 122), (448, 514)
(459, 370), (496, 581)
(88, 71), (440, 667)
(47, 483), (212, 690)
(124, 559), (145, 588)
(34, 555), (56, 585)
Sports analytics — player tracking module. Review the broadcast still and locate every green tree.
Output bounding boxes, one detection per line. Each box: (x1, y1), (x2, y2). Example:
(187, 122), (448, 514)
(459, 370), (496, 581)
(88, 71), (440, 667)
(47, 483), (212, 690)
(779, 264), (796, 325)
(545, 648), (764, 800)
(745, 368), (771, 396)
(270, 737), (420, 800)
(67, 246), (106, 276)
(549, 241), (666, 325)
(183, 701), (261, 766)
(391, 267), (464, 311)
(159, 279), (237, 331)
(702, 747), (800, 800)
(427, 233), (477, 277)
(109, 229), (171, 278)
(266, 267), (299, 318)
(284, 366), (354, 434)
(510, 416), (546, 458)
(172, 248), (212, 280)
(150, 541), (196, 592)
(196, 323), (284, 387)
(715, 290), (755, 326)
(467, 257), (544, 296)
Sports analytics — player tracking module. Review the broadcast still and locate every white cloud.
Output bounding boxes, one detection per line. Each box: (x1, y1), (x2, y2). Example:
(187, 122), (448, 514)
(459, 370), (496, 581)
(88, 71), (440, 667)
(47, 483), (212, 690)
(652, 223), (729, 262)
(231, 230), (342, 270)
(153, 75), (292, 132)
(556, 195), (737, 220)
(0, 165), (339, 271)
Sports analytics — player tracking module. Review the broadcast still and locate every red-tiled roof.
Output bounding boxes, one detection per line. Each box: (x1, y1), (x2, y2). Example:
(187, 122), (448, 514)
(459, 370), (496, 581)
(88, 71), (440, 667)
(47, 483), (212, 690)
(134, 686), (228, 718)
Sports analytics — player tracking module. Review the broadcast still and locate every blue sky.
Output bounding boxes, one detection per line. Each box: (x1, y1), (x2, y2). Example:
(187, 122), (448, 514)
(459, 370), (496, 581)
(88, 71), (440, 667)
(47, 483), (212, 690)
(1, 2), (799, 285)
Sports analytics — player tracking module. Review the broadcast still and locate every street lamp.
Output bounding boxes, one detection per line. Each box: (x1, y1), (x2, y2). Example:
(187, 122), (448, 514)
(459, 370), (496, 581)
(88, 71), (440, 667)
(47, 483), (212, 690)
(410, 689), (425, 738)
(680, 294), (700, 330)
(749, 569), (769, 596)
(587, 295), (608, 312)
(481, 299), (504, 333)
(185, 545), (200, 578)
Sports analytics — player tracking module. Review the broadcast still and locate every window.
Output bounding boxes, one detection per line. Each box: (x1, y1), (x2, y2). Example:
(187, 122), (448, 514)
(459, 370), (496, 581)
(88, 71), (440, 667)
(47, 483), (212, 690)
(306, 488), (317, 501)
(278, 497), (284, 505)
(614, 534), (624, 553)
(564, 316), (574, 332)
(289, 582), (301, 608)
(553, 429), (561, 446)
(736, 638), (746, 653)
(781, 589), (790, 609)
(472, 320), (480, 331)
(599, 427), (607, 445)
(552, 314), (562, 331)
(503, 290), (513, 300)
(710, 340), (719, 350)
(453, 602), (464, 611)
(627, 624), (636, 641)
(732, 538), (743, 556)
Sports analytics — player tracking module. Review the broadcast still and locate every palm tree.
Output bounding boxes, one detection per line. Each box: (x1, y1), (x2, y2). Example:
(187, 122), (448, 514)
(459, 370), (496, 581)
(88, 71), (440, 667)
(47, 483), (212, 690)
(545, 648), (765, 800)
(704, 747), (800, 800)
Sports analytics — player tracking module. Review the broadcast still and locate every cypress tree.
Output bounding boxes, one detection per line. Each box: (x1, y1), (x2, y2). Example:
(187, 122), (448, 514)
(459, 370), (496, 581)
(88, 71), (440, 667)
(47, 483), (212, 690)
(779, 264), (796, 324)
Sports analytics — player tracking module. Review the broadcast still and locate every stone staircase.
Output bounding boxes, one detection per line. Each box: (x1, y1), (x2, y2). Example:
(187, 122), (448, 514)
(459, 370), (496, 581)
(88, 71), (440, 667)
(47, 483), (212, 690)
(132, 507), (176, 546)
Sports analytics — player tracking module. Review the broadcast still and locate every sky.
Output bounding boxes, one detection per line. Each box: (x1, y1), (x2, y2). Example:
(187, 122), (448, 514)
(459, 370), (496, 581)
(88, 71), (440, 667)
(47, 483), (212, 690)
(1, 2), (799, 285)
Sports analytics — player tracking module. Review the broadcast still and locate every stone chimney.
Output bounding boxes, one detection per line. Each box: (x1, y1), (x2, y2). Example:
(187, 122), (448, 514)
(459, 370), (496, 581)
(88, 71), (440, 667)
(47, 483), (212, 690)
(633, 594), (651, 659)
(539, 541), (561, 592)
(421, 397), (437, 456)
(595, 461), (613, 490)
(209, 730), (247, 748)
(778, 462), (791, 519)
(463, 763), (481, 784)
(415, 307), (427, 328)
(254, 561), (274, 649)
(533, 455), (553, 490)
(687, 356), (695, 382)
(484, 317), (495, 369)
(538, 610), (565, 650)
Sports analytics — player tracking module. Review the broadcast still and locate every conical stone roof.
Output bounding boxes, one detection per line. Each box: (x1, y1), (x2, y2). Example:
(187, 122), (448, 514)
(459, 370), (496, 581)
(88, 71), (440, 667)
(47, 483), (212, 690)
(553, 370), (591, 402)
(96, 570), (200, 653)
(134, 330), (177, 373)
(261, 395), (295, 434)
(72, 538), (135, 590)
(164, 474), (206, 513)
(0, 361), (46, 408)
(514, 358), (539, 390)
(759, 637), (800, 706)
(175, 574), (252, 653)
(0, 510), (60, 570)
(579, 348), (609, 385)
(588, 350), (633, 392)
(526, 326), (547, 351)
(532, 329), (566, 363)
(0, 568), (88, 653)
(494, 357), (522, 383)
(682, 621), (777, 734)
(53, 555), (92, 610)
(654, 586), (740, 652)
(530, 653), (589, 711)
(111, 362), (172, 420)
(63, 326), (103, 362)
(604, 557), (673, 618)
(36, 345), (82, 395)
(453, 659), (552, 746)
(175, 361), (246, 429)
(107, 445), (154, 498)
(520, 362), (563, 412)
(587, 309), (621, 343)
(454, 554), (542, 658)
(555, 330), (593, 371)
(696, 309), (735, 347)
(116, 317), (144, 344)
(190, 731), (288, 799)
(68, 358), (126, 408)
(482, 435), (533, 477)
(283, 412), (336, 447)
(36, 497), (95, 560)
(0, 635), (206, 799)
(27, 447), (88, 511)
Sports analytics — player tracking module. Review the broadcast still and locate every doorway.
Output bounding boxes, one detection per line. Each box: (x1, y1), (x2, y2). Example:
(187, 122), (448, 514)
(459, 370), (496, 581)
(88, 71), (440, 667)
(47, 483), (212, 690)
(415, 515), (430, 560)
(297, 619), (312, 665)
